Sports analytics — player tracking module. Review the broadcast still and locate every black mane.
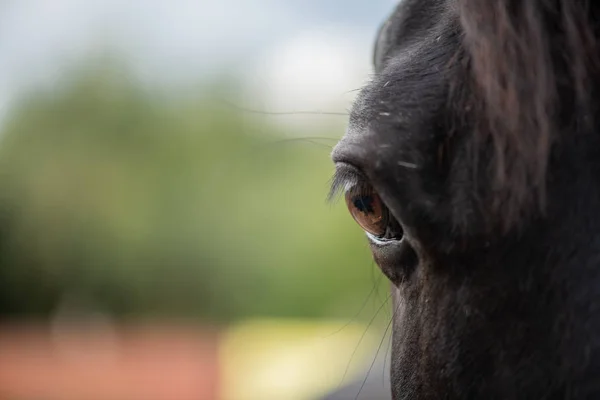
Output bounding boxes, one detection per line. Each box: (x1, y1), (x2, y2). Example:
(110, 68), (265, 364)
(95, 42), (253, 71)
(459, 0), (600, 232)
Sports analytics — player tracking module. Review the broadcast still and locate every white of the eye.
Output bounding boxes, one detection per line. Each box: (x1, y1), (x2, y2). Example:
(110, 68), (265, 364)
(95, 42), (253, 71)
(366, 231), (402, 246)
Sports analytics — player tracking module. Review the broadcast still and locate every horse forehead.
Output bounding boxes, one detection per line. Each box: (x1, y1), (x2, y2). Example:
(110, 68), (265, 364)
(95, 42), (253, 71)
(333, 57), (452, 171)
(333, 0), (456, 171)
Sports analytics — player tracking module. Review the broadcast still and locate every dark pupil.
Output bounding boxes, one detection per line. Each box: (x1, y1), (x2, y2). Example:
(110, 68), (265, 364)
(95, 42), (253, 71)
(353, 195), (375, 214)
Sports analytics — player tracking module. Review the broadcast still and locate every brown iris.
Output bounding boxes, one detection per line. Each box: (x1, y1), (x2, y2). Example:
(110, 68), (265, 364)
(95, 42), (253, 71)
(345, 188), (388, 237)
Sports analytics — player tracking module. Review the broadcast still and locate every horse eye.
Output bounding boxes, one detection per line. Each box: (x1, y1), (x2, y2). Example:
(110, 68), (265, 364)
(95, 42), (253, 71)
(345, 189), (389, 237)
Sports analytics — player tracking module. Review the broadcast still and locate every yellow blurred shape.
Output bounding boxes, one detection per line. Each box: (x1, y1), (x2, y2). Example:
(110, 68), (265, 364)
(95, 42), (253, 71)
(219, 318), (381, 400)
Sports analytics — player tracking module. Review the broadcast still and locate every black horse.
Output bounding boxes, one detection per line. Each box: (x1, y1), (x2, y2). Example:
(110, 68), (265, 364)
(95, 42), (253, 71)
(331, 0), (600, 398)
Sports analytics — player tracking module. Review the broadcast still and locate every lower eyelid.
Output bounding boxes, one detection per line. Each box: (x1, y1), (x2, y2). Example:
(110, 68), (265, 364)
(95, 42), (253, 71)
(366, 231), (402, 246)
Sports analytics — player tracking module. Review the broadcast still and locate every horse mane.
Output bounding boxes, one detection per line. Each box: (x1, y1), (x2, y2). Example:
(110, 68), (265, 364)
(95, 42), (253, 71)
(457, 0), (600, 232)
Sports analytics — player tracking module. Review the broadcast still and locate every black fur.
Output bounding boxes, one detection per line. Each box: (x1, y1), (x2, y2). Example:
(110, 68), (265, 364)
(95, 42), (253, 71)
(332, 0), (600, 398)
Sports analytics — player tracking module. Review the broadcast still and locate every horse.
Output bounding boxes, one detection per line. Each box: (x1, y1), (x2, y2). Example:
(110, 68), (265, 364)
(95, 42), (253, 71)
(331, 0), (600, 398)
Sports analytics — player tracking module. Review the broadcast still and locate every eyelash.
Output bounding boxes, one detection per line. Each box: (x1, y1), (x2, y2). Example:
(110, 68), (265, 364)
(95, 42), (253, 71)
(327, 167), (365, 204)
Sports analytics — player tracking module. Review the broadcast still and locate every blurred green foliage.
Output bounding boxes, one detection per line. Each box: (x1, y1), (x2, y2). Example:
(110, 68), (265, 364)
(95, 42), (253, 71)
(0, 64), (389, 323)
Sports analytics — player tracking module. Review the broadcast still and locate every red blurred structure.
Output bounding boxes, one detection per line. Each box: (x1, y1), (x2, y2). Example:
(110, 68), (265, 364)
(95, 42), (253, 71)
(0, 322), (221, 400)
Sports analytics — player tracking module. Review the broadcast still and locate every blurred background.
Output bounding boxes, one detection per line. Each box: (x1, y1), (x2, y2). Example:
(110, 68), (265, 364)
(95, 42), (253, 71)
(0, 1), (396, 399)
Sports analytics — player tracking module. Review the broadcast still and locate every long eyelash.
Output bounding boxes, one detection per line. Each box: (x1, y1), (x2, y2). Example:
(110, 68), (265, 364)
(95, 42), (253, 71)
(328, 158), (419, 204)
(327, 170), (354, 203)
(327, 168), (371, 204)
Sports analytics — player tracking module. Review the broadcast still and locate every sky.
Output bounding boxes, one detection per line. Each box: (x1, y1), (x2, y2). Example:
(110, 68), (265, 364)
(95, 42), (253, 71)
(0, 0), (393, 125)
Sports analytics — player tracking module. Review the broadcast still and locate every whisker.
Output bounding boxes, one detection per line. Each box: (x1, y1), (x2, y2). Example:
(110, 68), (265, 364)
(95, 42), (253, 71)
(354, 301), (400, 400)
(218, 99), (349, 116)
(322, 275), (382, 339)
(337, 293), (392, 390)
(370, 261), (389, 319)
(382, 331), (393, 387)
(265, 137), (338, 151)
(344, 87), (364, 94)
(273, 136), (339, 142)
(383, 277), (405, 385)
